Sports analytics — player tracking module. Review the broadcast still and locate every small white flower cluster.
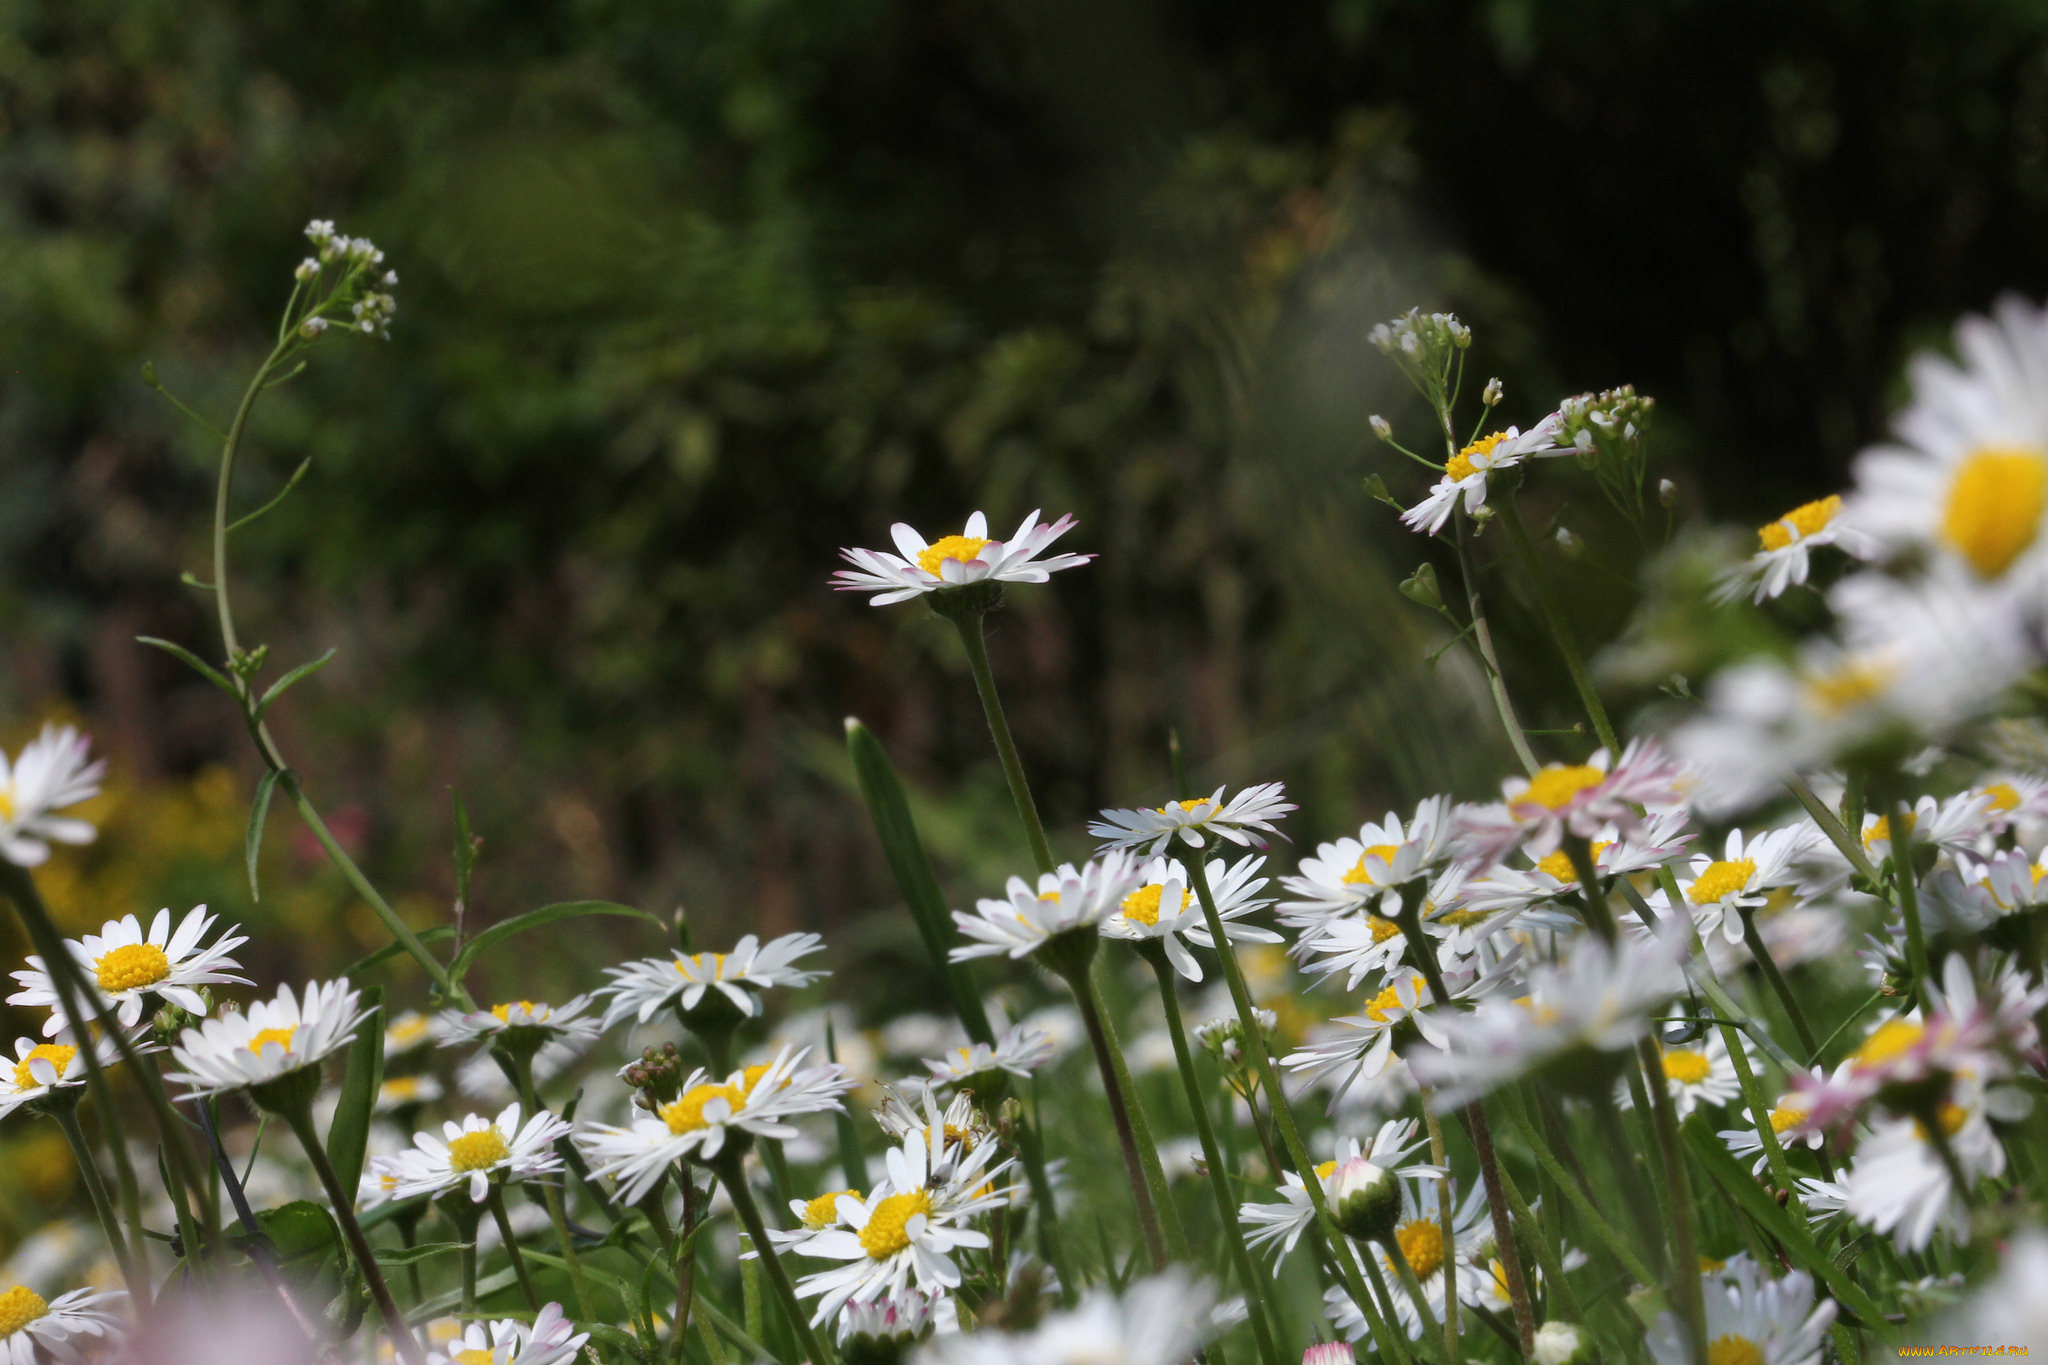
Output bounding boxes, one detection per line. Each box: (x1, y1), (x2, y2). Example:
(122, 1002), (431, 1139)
(295, 218), (399, 339)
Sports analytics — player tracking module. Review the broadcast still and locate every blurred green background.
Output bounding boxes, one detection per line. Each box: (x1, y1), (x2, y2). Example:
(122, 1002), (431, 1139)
(7, 0), (2048, 1006)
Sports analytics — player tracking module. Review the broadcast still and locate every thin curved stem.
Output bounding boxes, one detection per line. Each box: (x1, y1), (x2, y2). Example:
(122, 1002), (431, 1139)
(1738, 908), (1819, 1061)
(282, 1101), (427, 1365)
(52, 1106), (137, 1291)
(1494, 495), (1620, 754)
(1888, 797), (1933, 1011)
(487, 1185), (541, 1310)
(1056, 955), (1167, 1269)
(952, 613), (1056, 875)
(511, 1053), (594, 1321)
(715, 1153), (831, 1365)
(1453, 514), (1540, 777)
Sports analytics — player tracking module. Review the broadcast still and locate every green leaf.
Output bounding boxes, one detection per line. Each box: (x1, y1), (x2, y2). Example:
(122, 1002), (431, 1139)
(1683, 1122), (1895, 1338)
(845, 717), (994, 1046)
(344, 925), (454, 979)
(137, 636), (238, 697)
(253, 648), (337, 719)
(325, 986), (384, 1199)
(245, 768), (281, 901)
(452, 788), (477, 924)
(449, 900), (661, 985)
(826, 1016), (867, 1192)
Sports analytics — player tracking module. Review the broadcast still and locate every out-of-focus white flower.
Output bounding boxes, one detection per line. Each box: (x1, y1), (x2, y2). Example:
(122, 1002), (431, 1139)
(917, 1270), (1214, 1365)
(1400, 417), (1567, 536)
(371, 1103), (569, 1205)
(1099, 854), (1279, 981)
(1715, 493), (1871, 603)
(384, 1011), (435, 1057)
(165, 979), (368, 1103)
(832, 510), (1092, 606)
(0, 725), (103, 868)
(950, 854), (1144, 962)
(9, 905), (247, 1039)
(1284, 961), (1511, 1108)
(1090, 784), (1295, 857)
(1456, 742), (1685, 866)
(1927, 1226), (2048, 1351)
(919, 1023), (1056, 1088)
(1647, 1262), (1835, 1365)
(424, 1302), (587, 1365)
(601, 933), (828, 1027)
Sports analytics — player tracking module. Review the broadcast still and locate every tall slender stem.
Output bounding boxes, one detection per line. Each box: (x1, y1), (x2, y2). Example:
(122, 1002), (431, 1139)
(1462, 1102), (1534, 1360)
(1495, 1093), (1658, 1290)
(951, 613), (1056, 876)
(1494, 496), (1619, 754)
(51, 1105), (136, 1291)
(1422, 1110), (1459, 1365)
(282, 1101), (427, 1365)
(1018, 1089), (1077, 1307)
(671, 1172), (702, 1365)
(1144, 949), (1284, 1365)
(487, 1185), (541, 1310)
(715, 1153), (831, 1365)
(1888, 797), (1933, 1010)
(1052, 948), (1167, 1268)
(511, 1054), (595, 1321)
(1453, 514), (1540, 777)
(1737, 908), (1819, 1060)
(1636, 1037), (1708, 1365)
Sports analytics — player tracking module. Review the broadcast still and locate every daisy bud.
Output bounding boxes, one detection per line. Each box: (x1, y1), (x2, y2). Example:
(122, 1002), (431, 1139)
(153, 989), (208, 1048)
(1328, 1157), (1400, 1243)
(1303, 1344), (1355, 1365)
(299, 317), (328, 339)
(1658, 477), (1678, 508)
(1555, 525), (1583, 559)
(1398, 563), (1442, 611)
(294, 258), (319, 281)
(1481, 377), (1503, 406)
(1370, 414), (1393, 441)
(1532, 1321), (1595, 1365)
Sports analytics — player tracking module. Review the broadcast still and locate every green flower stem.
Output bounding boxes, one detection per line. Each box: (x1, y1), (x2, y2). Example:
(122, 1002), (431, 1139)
(1142, 947), (1284, 1365)
(461, 1240), (479, 1318)
(1888, 797), (1934, 1010)
(1047, 941), (1168, 1268)
(487, 1186), (542, 1310)
(51, 1104), (138, 1292)
(1421, 1109), (1459, 1365)
(1383, 1237), (1446, 1365)
(1561, 836), (1618, 943)
(1494, 495), (1620, 754)
(207, 335), (459, 1002)
(950, 612), (1056, 876)
(1635, 1037), (1709, 1365)
(1496, 1092), (1658, 1291)
(714, 1151), (830, 1365)
(1453, 512), (1541, 777)
(1355, 1241), (1420, 1365)
(510, 1053), (595, 1322)
(1787, 780), (1884, 889)
(1715, 1006), (1797, 1197)
(1391, 887), (1534, 1360)
(1175, 850), (1406, 1365)
(1732, 907), (1819, 1062)
(280, 1100), (427, 1365)
(1489, 1122), (1586, 1326)
(670, 1171), (702, 1365)
(1018, 1089), (1078, 1308)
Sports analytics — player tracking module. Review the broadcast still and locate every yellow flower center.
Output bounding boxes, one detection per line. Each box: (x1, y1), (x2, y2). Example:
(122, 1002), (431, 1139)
(1365, 916), (1402, 944)
(455, 1351), (494, 1365)
(1757, 494), (1841, 552)
(1434, 908), (1490, 928)
(1708, 1334), (1764, 1365)
(1444, 431), (1511, 482)
(1984, 782), (2022, 813)
(803, 1189), (859, 1229)
(1389, 1219), (1444, 1281)
(660, 1082), (743, 1135)
(1659, 1047), (1712, 1086)
(1863, 812), (1917, 849)
(1535, 839), (1611, 882)
(382, 1077), (424, 1103)
(247, 1027), (297, 1057)
(1852, 1019), (1925, 1070)
(388, 1015), (430, 1046)
(0, 787), (14, 821)
(917, 535), (990, 576)
(1342, 844), (1400, 885)
(1314, 1159), (1339, 1180)
(1520, 764), (1604, 811)
(1804, 658), (1894, 715)
(1941, 445), (2048, 577)
(1687, 859), (1757, 906)
(859, 1189), (933, 1258)
(447, 1127), (511, 1173)
(673, 952), (728, 980)
(1121, 884), (1190, 927)
(1363, 978), (1418, 1025)
(740, 1062), (780, 1095)
(0, 1286), (49, 1340)
(12, 1044), (77, 1091)
(1768, 1102), (1806, 1134)
(1699, 1256), (1727, 1273)
(94, 942), (172, 993)
(490, 1001), (547, 1024)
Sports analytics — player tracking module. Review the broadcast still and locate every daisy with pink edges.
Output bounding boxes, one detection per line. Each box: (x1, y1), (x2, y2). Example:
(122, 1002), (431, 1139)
(1455, 739), (1685, 867)
(831, 510), (1093, 606)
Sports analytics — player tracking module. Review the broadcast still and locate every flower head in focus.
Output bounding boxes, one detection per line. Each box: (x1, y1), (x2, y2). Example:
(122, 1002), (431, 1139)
(601, 932), (828, 1028)
(370, 1102), (570, 1204)
(919, 1023), (1056, 1089)
(1400, 416), (1567, 536)
(1099, 854), (1280, 982)
(9, 905), (248, 1038)
(0, 724), (103, 867)
(1714, 493), (1870, 603)
(949, 853), (1145, 963)
(164, 979), (368, 1106)
(832, 510), (1092, 607)
(423, 1302), (588, 1365)
(434, 995), (603, 1052)
(0, 1284), (125, 1363)
(0, 1032), (132, 1123)
(1089, 784), (1295, 857)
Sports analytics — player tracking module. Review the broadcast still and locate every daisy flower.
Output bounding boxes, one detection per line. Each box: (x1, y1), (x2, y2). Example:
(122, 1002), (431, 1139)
(1456, 741), (1685, 867)
(371, 1102), (570, 1204)
(578, 1046), (851, 1201)
(1841, 294), (2048, 587)
(1400, 417), (1567, 536)
(1714, 493), (1870, 603)
(1089, 783), (1295, 857)
(0, 1033), (132, 1123)
(384, 1011), (436, 1057)
(835, 1286), (941, 1349)
(600, 932), (828, 1028)
(1971, 773), (2048, 835)
(1099, 854), (1280, 981)
(434, 995), (603, 1051)
(1408, 925), (1689, 1107)
(873, 1084), (993, 1150)
(1663, 824), (1816, 945)
(921, 1270), (1214, 1365)
(1647, 1262), (1836, 1365)
(949, 853), (1144, 962)
(1370, 1177), (1489, 1339)
(1627, 1028), (1747, 1121)
(1238, 1121), (1435, 1264)
(1283, 961), (1511, 1108)
(1460, 810), (1692, 925)
(831, 510), (1092, 606)
(919, 1023), (1056, 1089)
(792, 1104), (1016, 1325)
(424, 1302), (587, 1365)
(1278, 798), (1457, 939)
(164, 979), (369, 1104)
(1717, 1068), (1835, 1174)
(10, 905), (249, 1038)
(0, 1283), (124, 1363)
(0, 724), (104, 867)
(1930, 1226), (2048, 1350)
(374, 1073), (444, 1114)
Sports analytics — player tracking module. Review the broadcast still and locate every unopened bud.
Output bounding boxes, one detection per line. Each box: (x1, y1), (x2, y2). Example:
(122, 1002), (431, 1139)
(1329, 1157), (1400, 1243)
(1555, 526), (1583, 559)
(294, 258), (320, 282)
(1658, 477), (1678, 508)
(1370, 414), (1392, 441)
(1303, 1345), (1355, 1365)
(1398, 563), (1443, 611)
(1481, 377), (1503, 407)
(1532, 1321), (1595, 1365)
